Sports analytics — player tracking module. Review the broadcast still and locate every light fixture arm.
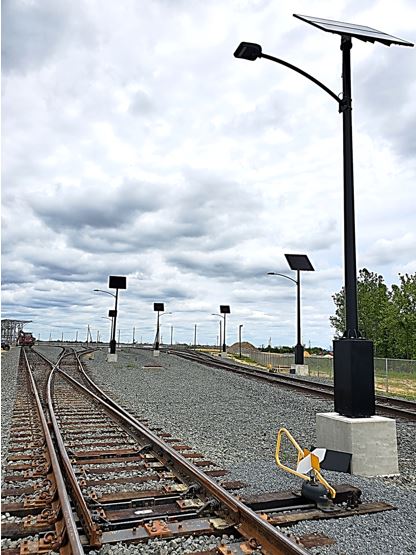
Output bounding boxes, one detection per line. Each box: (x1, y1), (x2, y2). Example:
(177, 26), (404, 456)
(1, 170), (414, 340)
(94, 288), (116, 298)
(260, 52), (342, 107)
(267, 272), (298, 285)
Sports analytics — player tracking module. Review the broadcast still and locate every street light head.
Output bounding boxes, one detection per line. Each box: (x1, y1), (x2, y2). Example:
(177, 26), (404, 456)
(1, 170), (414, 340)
(234, 42), (262, 60)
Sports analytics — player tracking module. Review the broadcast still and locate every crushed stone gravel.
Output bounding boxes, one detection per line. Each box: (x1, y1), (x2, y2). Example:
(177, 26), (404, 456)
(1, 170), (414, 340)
(3, 345), (415, 554)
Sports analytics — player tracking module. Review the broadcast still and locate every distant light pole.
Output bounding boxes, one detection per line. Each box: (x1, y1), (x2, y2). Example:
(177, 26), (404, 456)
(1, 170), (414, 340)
(268, 254), (314, 365)
(94, 275), (127, 359)
(153, 304), (172, 353)
(95, 289), (116, 349)
(239, 324), (243, 358)
(154, 303), (164, 352)
(170, 325), (174, 346)
(212, 306), (230, 353)
(234, 16), (413, 417)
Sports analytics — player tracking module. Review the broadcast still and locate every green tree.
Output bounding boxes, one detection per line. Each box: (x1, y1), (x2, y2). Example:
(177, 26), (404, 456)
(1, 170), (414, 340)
(330, 268), (390, 356)
(388, 273), (416, 359)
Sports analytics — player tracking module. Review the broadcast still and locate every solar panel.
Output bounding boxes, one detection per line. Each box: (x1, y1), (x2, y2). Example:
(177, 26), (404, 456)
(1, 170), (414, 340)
(293, 14), (414, 47)
(285, 254), (314, 272)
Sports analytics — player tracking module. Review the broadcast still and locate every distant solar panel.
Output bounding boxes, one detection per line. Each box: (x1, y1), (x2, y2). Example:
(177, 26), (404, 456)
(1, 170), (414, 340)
(293, 14), (414, 47)
(285, 254), (314, 272)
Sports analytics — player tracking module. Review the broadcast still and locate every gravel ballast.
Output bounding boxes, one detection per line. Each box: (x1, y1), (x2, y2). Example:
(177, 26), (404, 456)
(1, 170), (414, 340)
(3, 346), (415, 554)
(82, 347), (416, 554)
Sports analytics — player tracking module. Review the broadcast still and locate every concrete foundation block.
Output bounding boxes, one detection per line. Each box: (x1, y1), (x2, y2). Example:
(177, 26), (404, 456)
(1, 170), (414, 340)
(316, 412), (399, 477)
(106, 353), (118, 363)
(153, 349), (160, 357)
(291, 364), (309, 376)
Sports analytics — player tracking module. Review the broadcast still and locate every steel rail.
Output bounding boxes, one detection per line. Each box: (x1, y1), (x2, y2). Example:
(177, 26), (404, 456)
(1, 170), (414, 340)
(57, 358), (309, 555)
(22, 349), (85, 555)
(46, 357), (103, 547)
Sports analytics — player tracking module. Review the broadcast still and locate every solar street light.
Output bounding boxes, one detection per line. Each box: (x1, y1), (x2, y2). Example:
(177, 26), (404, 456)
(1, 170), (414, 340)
(107, 276), (127, 356)
(235, 15), (413, 417)
(220, 305), (231, 353)
(268, 254), (314, 365)
(153, 303), (165, 352)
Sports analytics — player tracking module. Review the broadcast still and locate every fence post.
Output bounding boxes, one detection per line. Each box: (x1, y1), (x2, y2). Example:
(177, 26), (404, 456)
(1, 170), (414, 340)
(385, 358), (389, 394)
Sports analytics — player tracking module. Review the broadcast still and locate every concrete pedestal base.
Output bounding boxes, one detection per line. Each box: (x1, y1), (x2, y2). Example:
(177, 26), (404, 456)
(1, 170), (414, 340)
(153, 350), (160, 357)
(316, 412), (399, 476)
(219, 352), (228, 358)
(290, 364), (309, 376)
(106, 353), (118, 363)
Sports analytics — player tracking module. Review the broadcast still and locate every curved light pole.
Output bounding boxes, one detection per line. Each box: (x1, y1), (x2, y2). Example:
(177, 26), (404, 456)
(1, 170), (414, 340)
(94, 275), (127, 361)
(234, 16), (413, 418)
(267, 272), (301, 362)
(212, 305), (230, 353)
(268, 253), (314, 366)
(153, 302), (172, 354)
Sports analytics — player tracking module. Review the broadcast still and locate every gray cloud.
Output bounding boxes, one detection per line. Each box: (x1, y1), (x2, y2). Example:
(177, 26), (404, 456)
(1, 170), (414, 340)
(2, 1), (415, 347)
(2, 0), (94, 73)
(356, 48), (416, 158)
(31, 179), (161, 231)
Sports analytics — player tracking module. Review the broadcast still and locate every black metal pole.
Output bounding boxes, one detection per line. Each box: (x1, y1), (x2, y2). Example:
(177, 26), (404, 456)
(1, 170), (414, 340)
(155, 311), (160, 350)
(294, 270), (304, 364)
(222, 315), (226, 353)
(219, 320), (222, 352)
(341, 37), (359, 338)
(110, 289), (118, 354)
(333, 36), (375, 417)
(239, 325), (242, 358)
(110, 318), (114, 348)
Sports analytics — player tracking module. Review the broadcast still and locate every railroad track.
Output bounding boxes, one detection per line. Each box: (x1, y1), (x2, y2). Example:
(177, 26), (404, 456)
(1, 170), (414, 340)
(1, 346), (398, 554)
(166, 348), (416, 421)
(2, 347), (312, 554)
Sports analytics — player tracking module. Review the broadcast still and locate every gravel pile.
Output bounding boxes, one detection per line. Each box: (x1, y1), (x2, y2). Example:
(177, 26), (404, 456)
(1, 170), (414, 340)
(83, 348), (416, 554)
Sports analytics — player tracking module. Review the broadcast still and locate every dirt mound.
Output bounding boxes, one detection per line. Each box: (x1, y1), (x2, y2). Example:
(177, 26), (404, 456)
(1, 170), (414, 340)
(228, 341), (259, 353)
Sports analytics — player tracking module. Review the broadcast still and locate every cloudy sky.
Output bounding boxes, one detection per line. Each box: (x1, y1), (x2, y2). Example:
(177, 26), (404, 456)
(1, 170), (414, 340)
(2, 0), (415, 348)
